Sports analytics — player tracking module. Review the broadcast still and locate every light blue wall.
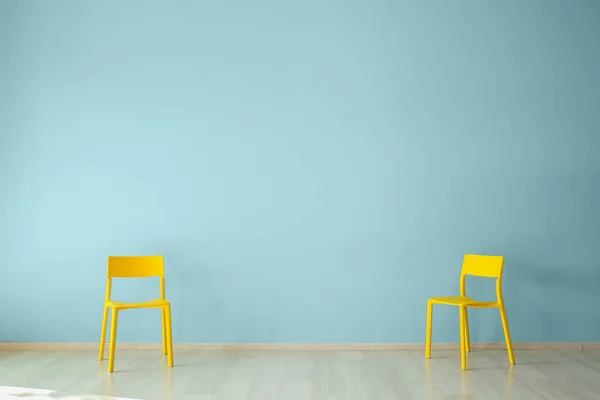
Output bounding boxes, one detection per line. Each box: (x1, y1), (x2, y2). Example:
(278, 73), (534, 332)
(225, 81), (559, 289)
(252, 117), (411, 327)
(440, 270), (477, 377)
(1, 0), (599, 343)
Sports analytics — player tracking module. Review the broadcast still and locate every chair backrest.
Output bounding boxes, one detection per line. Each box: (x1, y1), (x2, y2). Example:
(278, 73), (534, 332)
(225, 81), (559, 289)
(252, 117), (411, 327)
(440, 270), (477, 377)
(461, 254), (504, 279)
(108, 256), (164, 278)
(104, 256), (166, 302)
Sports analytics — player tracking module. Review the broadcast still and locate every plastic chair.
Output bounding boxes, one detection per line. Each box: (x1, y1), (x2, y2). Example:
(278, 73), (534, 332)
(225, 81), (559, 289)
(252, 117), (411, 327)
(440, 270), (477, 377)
(99, 256), (174, 373)
(425, 254), (515, 370)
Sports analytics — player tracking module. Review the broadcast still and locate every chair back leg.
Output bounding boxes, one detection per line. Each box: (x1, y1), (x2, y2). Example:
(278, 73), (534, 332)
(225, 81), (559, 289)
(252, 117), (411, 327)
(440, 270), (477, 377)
(108, 308), (119, 373)
(162, 308), (168, 355)
(464, 308), (471, 353)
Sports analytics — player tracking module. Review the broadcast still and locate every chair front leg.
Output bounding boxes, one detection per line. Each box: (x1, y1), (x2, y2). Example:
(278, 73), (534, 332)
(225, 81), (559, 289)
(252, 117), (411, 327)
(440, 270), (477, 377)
(99, 305), (109, 360)
(426, 300), (433, 359)
(499, 304), (515, 365)
(164, 305), (174, 367)
(460, 306), (467, 371)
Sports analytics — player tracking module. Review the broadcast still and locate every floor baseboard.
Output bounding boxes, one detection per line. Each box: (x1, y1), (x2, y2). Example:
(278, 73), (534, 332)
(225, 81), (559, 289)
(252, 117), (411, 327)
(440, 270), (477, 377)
(0, 342), (592, 351)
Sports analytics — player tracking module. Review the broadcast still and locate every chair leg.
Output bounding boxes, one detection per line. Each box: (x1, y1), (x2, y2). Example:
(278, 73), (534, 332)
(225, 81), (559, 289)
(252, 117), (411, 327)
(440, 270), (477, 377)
(499, 304), (516, 365)
(99, 305), (109, 360)
(161, 308), (168, 355)
(460, 306), (467, 371)
(425, 300), (433, 359)
(165, 305), (174, 367)
(108, 308), (119, 373)
(464, 307), (471, 353)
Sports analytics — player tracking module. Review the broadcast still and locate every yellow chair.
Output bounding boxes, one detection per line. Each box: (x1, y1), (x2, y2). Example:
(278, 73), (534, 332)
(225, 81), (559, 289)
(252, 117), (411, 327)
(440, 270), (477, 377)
(99, 256), (174, 373)
(425, 254), (515, 370)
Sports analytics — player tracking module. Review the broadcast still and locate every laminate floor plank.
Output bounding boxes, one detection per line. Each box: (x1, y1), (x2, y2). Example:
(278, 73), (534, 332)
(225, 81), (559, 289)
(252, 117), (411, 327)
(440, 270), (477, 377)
(1, 348), (599, 399)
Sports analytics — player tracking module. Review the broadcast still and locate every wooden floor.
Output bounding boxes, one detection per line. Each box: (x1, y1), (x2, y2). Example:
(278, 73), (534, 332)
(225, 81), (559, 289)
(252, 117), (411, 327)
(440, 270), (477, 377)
(1, 348), (599, 399)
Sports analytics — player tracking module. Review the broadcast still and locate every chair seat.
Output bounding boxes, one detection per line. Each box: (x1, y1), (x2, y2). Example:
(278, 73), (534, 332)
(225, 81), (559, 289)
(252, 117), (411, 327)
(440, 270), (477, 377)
(108, 299), (169, 309)
(430, 296), (497, 307)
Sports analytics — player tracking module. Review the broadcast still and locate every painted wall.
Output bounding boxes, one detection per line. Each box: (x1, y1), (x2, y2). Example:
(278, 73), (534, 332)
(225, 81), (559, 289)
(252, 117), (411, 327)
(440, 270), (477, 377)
(1, 0), (599, 343)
